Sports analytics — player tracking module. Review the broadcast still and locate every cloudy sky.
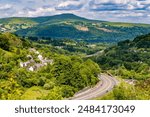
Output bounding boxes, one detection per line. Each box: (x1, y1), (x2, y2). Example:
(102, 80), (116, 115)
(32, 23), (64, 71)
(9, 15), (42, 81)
(0, 0), (150, 23)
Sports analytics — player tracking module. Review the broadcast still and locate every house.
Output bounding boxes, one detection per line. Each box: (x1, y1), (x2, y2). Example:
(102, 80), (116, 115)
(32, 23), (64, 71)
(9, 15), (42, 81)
(29, 66), (34, 71)
(20, 61), (31, 67)
(38, 54), (43, 61)
(29, 48), (36, 52)
(35, 51), (39, 54)
(27, 55), (33, 60)
(20, 48), (53, 72)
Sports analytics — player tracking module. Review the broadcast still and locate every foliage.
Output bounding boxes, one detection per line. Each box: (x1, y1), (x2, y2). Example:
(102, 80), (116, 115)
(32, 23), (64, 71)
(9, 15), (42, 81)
(92, 33), (150, 80)
(0, 34), (10, 51)
(1, 14), (150, 43)
(0, 33), (101, 100)
(98, 79), (150, 100)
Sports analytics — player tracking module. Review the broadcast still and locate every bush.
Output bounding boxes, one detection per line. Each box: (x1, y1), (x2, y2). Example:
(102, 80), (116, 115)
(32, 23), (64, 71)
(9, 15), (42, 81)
(43, 81), (55, 90)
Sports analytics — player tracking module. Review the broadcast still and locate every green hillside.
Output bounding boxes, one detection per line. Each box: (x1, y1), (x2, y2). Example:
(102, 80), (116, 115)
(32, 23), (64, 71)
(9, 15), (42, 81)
(0, 33), (100, 100)
(92, 33), (150, 79)
(90, 33), (150, 99)
(0, 14), (150, 43)
(1, 32), (150, 100)
(31, 13), (98, 23)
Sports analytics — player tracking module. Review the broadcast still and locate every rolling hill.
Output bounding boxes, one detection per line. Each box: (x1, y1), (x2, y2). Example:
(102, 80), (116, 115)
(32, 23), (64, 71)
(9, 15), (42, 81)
(0, 33), (101, 100)
(90, 33), (150, 100)
(0, 13), (150, 43)
(91, 33), (150, 80)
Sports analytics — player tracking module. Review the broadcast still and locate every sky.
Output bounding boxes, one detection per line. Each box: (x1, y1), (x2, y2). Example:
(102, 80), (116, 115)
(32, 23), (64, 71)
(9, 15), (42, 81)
(0, 0), (150, 24)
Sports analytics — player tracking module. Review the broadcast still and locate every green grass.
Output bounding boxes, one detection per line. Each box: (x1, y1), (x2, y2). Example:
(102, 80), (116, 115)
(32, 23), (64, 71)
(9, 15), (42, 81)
(104, 22), (150, 27)
(0, 17), (37, 24)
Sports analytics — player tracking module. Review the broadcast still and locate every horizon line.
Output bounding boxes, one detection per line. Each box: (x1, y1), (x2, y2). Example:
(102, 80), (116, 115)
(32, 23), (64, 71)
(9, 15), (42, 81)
(0, 13), (150, 25)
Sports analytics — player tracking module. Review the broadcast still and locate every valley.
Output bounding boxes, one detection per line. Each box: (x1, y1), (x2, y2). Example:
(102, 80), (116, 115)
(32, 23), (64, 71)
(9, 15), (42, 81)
(1, 14), (150, 43)
(0, 14), (150, 100)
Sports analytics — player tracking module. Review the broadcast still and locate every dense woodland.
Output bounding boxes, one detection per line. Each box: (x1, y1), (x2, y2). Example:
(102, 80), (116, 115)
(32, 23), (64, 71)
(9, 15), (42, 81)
(92, 33), (150, 80)
(1, 14), (150, 43)
(0, 33), (100, 99)
(92, 34), (150, 99)
(15, 21), (150, 43)
(0, 22), (150, 100)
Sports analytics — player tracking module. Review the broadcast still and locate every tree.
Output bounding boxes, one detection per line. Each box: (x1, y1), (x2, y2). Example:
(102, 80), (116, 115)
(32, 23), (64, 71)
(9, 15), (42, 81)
(0, 35), (10, 51)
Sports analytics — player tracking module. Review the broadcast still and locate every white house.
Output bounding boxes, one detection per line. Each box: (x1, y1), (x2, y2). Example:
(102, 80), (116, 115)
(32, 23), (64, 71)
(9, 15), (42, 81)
(29, 66), (34, 71)
(35, 51), (39, 54)
(38, 54), (43, 61)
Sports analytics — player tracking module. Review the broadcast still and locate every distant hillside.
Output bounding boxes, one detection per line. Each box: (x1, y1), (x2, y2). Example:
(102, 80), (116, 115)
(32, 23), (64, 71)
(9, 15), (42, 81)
(91, 33), (150, 80)
(0, 14), (150, 43)
(132, 33), (150, 48)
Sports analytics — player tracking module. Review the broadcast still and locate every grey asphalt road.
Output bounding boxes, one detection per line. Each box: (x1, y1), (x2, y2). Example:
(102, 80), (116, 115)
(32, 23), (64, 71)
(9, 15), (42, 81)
(70, 74), (118, 100)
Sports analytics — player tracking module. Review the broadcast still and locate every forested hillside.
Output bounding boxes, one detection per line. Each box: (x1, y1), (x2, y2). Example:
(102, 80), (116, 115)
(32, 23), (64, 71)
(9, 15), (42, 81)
(93, 33), (150, 79)
(0, 14), (150, 43)
(0, 33), (101, 99)
(1, 32), (150, 100)
(91, 33), (150, 99)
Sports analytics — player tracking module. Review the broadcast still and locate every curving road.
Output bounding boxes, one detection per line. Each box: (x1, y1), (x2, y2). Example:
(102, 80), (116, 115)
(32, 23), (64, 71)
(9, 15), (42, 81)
(85, 50), (104, 58)
(70, 74), (118, 100)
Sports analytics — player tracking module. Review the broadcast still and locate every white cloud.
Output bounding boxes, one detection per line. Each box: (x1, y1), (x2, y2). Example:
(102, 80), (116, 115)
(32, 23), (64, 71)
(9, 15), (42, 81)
(56, 0), (83, 10)
(116, 11), (144, 17)
(0, 0), (150, 23)
(89, 0), (150, 11)
(18, 7), (55, 17)
(0, 4), (12, 10)
(93, 0), (131, 4)
(58, 1), (74, 7)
